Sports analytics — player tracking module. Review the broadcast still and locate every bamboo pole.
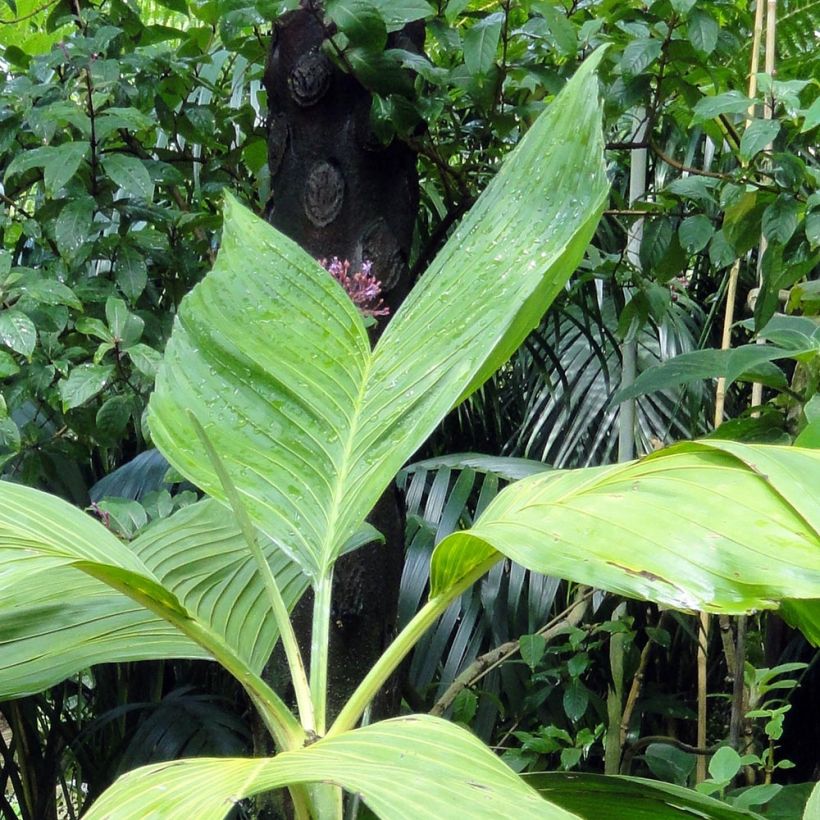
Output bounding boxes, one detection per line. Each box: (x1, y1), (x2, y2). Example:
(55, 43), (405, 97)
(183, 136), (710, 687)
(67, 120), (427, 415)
(698, 0), (768, 784)
(750, 0), (778, 410)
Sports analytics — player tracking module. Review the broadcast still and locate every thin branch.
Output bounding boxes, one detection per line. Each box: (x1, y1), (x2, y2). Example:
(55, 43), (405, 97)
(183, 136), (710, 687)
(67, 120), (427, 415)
(430, 588), (593, 717)
(0, 0), (58, 24)
(619, 612), (669, 747)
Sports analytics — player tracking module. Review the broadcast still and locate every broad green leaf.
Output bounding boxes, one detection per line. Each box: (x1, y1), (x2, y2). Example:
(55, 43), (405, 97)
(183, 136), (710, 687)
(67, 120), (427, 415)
(0, 350), (20, 377)
(4, 145), (53, 181)
(54, 196), (94, 256)
(802, 98), (820, 133)
(462, 12), (504, 75)
(620, 38), (661, 77)
(43, 141), (88, 196)
(612, 343), (817, 403)
(58, 363), (114, 410)
(709, 229), (736, 268)
(149, 53), (609, 581)
(540, 3), (577, 56)
(116, 245), (149, 301)
(0, 308), (37, 356)
(805, 782), (820, 820)
(370, 0), (433, 30)
(0, 564), (207, 699)
(678, 214), (714, 253)
(709, 746), (742, 782)
(127, 342), (162, 377)
(692, 91), (752, 124)
(128, 498), (309, 672)
(325, 0), (387, 49)
(0, 493), (308, 698)
(0, 416), (21, 464)
(16, 276), (82, 309)
(762, 196), (799, 245)
(85, 715), (576, 819)
(95, 106), (156, 140)
(102, 153), (154, 200)
(106, 295), (144, 347)
(520, 633), (547, 669)
(687, 9), (718, 55)
(75, 316), (114, 342)
(431, 442), (820, 613)
(563, 678), (588, 721)
(740, 119), (780, 161)
(96, 395), (132, 440)
(526, 772), (761, 819)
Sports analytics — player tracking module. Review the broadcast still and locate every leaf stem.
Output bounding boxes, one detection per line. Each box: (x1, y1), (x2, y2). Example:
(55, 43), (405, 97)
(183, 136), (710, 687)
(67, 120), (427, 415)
(310, 571), (334, 735)
(189, 413), (316, 733)
(327, 556), (499, 738)
(81, 563), (304, 752)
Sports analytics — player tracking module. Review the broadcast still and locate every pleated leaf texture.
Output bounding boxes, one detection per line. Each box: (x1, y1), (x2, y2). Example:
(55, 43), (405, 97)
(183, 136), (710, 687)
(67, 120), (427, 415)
(0, 495), (307, 698)
(431, 440), (820, 619)
(148, 50), (610, 582)
(83, 715), (577, 820)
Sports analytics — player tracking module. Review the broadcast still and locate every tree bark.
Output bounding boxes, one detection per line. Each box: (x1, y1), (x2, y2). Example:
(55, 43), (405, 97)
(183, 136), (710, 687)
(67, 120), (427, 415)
(262, 3), (421, 724)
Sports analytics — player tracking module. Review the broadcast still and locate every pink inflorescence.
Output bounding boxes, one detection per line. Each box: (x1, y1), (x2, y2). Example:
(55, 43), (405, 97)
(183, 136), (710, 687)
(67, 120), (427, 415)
(319, 257), (390, 318)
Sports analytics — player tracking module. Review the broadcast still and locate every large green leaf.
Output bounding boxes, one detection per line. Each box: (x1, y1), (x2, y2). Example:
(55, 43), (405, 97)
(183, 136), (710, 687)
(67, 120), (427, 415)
(0, 491), (307, 705)
(148, 50), (609, 582)
(0, 564), (206, 700)
(779, 599), (820, 646)
(84, 715), (576, 819)
(431, 442), (820, 613)
(526, 772), (762, 819)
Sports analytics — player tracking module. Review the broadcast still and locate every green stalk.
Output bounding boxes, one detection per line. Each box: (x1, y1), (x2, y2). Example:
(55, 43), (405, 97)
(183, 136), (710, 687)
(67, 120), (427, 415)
(328, 556), (499, 738)
(82, 564), (304, 751)
(190, 414), (316, 733)
(310, 570), (334, 735)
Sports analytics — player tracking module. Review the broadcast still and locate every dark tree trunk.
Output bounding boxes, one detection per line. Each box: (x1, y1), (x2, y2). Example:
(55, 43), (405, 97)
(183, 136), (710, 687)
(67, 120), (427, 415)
(261, 4), (421, 724)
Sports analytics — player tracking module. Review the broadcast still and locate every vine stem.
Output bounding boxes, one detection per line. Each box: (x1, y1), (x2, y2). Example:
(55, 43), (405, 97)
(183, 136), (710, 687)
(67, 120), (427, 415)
(327, 555), (501, 738)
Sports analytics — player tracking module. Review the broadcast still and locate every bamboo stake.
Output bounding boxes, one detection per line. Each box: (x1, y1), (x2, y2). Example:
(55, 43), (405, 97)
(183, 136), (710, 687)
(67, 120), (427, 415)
(751, 0), (778, 410)
(698, 0), (767, 783)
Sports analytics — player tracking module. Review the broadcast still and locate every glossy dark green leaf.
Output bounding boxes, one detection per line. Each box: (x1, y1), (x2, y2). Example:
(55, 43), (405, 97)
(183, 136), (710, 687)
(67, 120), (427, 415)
(687, 9), (718, 55)
(326, 0), (387, 49)
(540, 3), (577, 56)
(0, 308), (37, 356)
(96, 395), (132, 440)
(58, 364), (114, 410)
(740, 119), (780, 161)
(762, 196), (799, 245)
(370, 0), (433, 30)
(620, 38), (661, 77)
(54, 196), (94, 256)
(678, 214), (714, 253)
(106, 296), (144, 347)
(612, 342), (816, 404)
(43, 141), (89, 196)
(692, 91), (752, 124)
(116, 245), (149, 301)
(102, 153), (154, 200)
(462, 12), (503, 75)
